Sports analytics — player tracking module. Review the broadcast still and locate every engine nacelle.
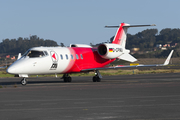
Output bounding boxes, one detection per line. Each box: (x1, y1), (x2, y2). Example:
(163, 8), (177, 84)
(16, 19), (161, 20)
(97, 43), (124, 59)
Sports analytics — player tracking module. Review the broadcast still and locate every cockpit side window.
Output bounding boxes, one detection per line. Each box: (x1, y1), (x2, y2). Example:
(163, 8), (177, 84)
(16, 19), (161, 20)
(44, 51), (48, 56)
(23, 50), (48, 58)
(22, 50), (30, 57)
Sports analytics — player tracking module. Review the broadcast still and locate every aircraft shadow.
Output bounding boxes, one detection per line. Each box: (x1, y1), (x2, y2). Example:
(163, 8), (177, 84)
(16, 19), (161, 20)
(0, 80), (64, 86)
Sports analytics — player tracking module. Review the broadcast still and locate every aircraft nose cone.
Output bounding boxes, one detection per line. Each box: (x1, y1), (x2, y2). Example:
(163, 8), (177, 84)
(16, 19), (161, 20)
(7, 59), (26, 74)
(7, 63), (23, 74)
(6, 66), (16, 74)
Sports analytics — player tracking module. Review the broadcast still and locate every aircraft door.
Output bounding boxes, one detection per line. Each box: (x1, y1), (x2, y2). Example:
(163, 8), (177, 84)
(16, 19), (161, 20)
(50, 51), (59, 70)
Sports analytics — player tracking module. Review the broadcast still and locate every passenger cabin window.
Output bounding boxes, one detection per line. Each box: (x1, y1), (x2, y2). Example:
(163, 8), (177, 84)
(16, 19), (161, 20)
(71, 54), (74, 60)
(23, 50), (47, 58)
(60, 54), (63, 60)
(66, 54), (68, 60)
(80, 54), (83, 59)
(76, 54), (79, 59)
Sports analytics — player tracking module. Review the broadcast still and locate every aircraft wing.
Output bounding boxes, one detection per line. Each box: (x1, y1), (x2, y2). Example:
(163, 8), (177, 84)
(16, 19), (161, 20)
(81, 50), (174, 72)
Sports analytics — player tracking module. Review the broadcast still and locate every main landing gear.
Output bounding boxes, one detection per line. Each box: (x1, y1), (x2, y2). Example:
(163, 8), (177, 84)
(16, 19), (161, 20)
(93, 70), (102, 82)
(62, 70), (102, 83)
(21, 78), (27, 85)
(62, 74), (72, 82)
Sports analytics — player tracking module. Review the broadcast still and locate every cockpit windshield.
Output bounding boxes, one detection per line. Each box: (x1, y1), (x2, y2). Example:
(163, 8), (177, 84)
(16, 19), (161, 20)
(23, 50), (48, 58)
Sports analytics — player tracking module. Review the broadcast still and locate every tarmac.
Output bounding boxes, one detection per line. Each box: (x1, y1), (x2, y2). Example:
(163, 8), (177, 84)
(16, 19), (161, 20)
(0, 73), (180, 120)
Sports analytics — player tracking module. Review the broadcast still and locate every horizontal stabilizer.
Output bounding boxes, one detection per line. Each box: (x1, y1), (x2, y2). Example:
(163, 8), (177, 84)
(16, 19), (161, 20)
(105, 24), (156, 28)
(118, 53), (137, 62)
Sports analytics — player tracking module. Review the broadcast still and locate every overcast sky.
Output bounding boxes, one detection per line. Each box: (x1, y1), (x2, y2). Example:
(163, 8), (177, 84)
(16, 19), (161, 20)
(0, 0), (180, 46)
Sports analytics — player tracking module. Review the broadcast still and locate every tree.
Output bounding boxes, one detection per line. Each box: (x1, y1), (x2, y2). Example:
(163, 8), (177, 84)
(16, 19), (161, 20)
(60, 43), (65, 47)
(0, 35), (58, 55)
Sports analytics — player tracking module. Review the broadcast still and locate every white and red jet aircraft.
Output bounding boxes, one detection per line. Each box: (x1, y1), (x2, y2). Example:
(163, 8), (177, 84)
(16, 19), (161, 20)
(7, 23), (174, 85)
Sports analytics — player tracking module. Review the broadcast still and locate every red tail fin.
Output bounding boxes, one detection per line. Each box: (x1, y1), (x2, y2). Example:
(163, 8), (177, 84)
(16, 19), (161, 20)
(106, 23), (156, 48)
(112, 23), (129, 47)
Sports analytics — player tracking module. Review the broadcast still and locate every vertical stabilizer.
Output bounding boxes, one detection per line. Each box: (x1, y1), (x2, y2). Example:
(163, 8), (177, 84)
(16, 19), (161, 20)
(112, 23), (129, 47)
(105, 23), (156, 48)
(105, 23), (155, 62)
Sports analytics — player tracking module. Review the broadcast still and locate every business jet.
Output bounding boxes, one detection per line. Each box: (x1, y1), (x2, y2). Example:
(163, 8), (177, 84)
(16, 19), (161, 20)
(6, 23), (174, 85)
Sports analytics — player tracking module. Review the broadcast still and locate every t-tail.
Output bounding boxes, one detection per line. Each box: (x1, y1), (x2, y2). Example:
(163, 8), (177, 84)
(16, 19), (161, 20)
(104, 23), (156, 62)
(106, 23), (156, 47)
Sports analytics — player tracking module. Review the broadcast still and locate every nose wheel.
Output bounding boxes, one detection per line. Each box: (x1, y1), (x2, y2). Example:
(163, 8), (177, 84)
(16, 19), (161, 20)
(21, 78), (27, 85)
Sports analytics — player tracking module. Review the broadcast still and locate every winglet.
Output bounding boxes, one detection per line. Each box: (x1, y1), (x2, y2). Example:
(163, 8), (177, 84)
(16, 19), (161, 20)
(163, 50), (174, 65)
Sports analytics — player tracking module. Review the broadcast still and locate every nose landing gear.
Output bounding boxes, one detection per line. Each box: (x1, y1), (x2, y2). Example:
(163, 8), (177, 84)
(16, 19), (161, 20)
(21, 78), (27, 85)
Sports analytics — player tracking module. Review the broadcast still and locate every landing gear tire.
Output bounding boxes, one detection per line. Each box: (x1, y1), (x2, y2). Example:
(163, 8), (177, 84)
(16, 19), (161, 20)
(64, 77), (67, 82)
(67, 77), (72, 82)
(97, 77), (101, 82)
(93, 76), (101, 82)
(21, 78), (27, 85)
(63, 76), (72, 82)
(93, 76), (97, 82)
(92, 70), (102, 82)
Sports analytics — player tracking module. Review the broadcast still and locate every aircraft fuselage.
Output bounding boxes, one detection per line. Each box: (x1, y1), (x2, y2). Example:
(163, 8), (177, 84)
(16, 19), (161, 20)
(7, 46), (115, 75)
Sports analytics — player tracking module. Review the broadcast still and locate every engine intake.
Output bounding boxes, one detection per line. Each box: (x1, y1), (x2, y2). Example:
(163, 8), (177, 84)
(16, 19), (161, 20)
(97, 43), (123, 59)
(98, 44), (107, 56)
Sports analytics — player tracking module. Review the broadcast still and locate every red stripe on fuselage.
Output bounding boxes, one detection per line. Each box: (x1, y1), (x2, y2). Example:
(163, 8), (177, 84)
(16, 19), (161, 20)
(65, 47), (115, 73)
(61, 48), (76, 73)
